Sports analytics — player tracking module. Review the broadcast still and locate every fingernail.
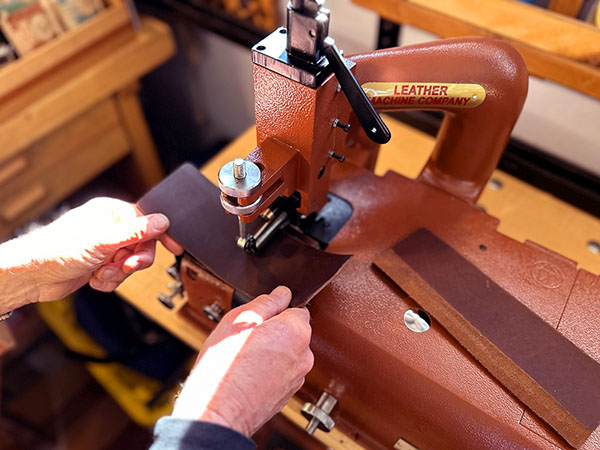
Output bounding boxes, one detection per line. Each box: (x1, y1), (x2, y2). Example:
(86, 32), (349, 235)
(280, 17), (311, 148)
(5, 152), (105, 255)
(149, 214), (169, 231)
(90, 278), (105, 290)
(270, 286), (292, 302)
(99, 268), (116, 281)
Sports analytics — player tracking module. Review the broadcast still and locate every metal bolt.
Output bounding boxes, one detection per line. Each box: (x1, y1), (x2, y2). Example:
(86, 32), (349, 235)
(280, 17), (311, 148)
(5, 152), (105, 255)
(260, 208), (275, 221)
(332, 118), (351, 132)
(219, 160), (261, 198)
(302, 392), (337, 435)
(233, 158), (246, 180)
(157, 293), (175, 309)
(488, 178), (503, 191)
(166, 264), (180, 281)
(328, 150), (345, 163)
(588, 240), (600, 255)
(202, 302), (224, 323)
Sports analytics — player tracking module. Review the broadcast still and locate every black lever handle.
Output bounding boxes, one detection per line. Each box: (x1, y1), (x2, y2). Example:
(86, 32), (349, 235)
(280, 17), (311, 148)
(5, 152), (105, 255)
(323, 39), (391, 144)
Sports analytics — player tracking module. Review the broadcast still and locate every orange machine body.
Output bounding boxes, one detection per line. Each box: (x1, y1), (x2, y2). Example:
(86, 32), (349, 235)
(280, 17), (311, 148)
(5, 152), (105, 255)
(181, 37), (600, 449)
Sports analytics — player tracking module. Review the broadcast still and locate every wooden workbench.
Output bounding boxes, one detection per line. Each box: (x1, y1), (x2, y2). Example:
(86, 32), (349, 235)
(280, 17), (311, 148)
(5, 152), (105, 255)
(116, 116), (600, 449)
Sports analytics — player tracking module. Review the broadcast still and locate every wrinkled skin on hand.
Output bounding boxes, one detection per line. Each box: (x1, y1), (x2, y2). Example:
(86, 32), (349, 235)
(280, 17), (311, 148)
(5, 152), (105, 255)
(172, 286), (314, 437)
(28, 197), (183, 302)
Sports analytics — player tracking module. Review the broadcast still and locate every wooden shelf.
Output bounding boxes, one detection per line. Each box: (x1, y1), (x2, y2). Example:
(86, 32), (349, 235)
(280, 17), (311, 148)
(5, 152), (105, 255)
(0, 6), (132, 100)
(0, 14), (174, 168)
(352, 0), (600, 99)
(0, 7), (175, 238)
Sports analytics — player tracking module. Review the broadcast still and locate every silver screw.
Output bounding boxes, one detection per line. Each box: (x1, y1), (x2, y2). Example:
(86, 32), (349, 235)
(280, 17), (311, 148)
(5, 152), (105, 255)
(488, 178), (503, 191)
(403, 309), (430, 333)
(587, 241), (600, 255)
(233, 158), (246, 180)
(202, 302), (224, 323)
(332, 118), (351, 132)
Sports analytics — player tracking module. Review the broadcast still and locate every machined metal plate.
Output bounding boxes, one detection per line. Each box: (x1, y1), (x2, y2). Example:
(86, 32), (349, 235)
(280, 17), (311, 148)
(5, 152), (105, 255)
(252, 27), (334, 88)
(302, 193), (352, 248)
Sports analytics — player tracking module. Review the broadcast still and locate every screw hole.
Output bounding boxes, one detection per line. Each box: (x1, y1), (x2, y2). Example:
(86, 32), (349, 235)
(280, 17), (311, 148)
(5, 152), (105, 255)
(279, 28), (287, 34)
(479, 244), (487, 251)
(477, 205), (487, 213)
(588, 241), (600, 255)
(309, 29), (316, 37)
(256, 45), (266, 51)
(317, 166), (325, 179)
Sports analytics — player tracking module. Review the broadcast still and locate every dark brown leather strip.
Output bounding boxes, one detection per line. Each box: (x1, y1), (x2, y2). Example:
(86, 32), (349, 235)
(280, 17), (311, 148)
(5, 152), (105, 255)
(137, 163), (351, 307)
(374, 228), (600, 448)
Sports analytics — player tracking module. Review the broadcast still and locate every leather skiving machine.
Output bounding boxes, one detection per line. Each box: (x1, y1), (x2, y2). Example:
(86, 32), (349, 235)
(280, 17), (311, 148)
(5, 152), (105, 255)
(137, 1), (600, 448)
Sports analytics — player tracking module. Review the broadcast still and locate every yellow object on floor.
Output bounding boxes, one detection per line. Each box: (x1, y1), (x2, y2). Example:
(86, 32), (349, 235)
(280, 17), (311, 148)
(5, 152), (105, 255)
(37, 297), (181, 427)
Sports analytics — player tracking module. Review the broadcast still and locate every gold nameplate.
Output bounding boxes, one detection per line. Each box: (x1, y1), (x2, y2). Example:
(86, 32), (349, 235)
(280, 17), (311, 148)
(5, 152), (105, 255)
(362, 82), (486, 110)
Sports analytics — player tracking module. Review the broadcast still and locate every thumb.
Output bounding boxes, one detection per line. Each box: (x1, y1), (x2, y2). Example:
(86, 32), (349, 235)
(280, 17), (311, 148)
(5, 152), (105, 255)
(240, 286), (292, 321)
(99, 213), (169, 250)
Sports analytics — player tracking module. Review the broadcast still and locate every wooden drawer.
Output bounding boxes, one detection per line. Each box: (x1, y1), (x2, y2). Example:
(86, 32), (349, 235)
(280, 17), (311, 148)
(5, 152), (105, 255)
(0, 98), (129, 238)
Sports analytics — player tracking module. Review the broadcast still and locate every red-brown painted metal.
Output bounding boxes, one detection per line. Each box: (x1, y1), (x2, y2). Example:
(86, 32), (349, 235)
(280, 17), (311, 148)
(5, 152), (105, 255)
(239, 63), (352, 220)
(244, 37), (527, 222)
(349, 38), (528, 203)
(179, 37), (600, 448)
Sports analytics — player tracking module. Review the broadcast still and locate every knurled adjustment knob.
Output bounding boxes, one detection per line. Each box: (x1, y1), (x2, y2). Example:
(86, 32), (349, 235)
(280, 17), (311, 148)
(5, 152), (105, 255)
(301, 391), (337, 435)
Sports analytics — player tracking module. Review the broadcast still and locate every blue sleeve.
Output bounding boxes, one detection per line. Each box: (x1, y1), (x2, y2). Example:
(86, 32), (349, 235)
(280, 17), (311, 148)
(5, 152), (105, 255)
(150, 417), (256, 450)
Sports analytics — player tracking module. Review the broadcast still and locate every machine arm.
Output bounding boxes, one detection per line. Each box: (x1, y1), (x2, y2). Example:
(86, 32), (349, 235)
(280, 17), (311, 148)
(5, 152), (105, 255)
(350, 38), (528, 202)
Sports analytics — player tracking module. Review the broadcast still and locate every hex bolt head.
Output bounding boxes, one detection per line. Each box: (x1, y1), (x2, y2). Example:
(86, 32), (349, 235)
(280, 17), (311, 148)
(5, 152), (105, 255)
(332, 118), (351, 132)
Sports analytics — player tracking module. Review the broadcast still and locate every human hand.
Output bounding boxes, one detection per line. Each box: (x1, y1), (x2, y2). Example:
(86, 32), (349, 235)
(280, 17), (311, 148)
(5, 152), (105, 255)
(21, 197), (183, 302)
(171, 286), (314, 437)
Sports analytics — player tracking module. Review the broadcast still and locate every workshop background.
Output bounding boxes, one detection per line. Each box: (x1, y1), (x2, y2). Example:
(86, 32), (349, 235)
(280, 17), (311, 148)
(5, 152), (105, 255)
(0, 0), (599, 449)
(138, 0), (600, 209)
